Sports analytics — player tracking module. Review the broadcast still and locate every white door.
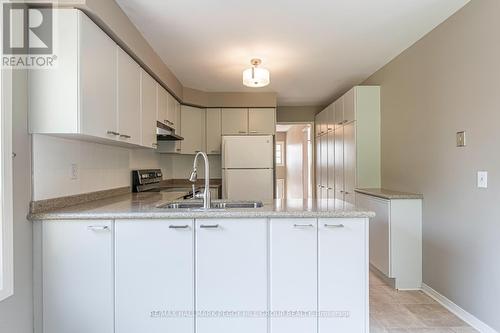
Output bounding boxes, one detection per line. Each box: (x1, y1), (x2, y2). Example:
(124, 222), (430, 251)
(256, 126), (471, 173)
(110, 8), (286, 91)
(180, 105), (205, 154)
(343, 87), (356, 123)
(270, 219), (317, 333)
(334, 96), (344, 128)
(196, 219), (268, 333)
(327, 131), (335, 196)
(319, 218), (368, 333)
(141, 70), (157, 148)
(343, 122), (356, 204)
(248, 108), (276, 134)
(320, 135), (328, 190)
(221, 108), (248, 135)
(334, 127), (344, 203)
(157, 84), (168, 125)
(115, 220), (194, 333)
(42, 221), (114, 333)
(79, 12), (117, 140)
(167, 93), (177, 129)
(206, 108), (222, 154)
(222, 135), (273, 168)
(117, 47), (141, 145)
(223, 169), (273, 203)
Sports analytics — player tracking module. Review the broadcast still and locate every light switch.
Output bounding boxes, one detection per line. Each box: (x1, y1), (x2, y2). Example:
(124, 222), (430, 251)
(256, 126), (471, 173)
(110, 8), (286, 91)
(456, 131), (466, 147)
(477, 171), (488, 189)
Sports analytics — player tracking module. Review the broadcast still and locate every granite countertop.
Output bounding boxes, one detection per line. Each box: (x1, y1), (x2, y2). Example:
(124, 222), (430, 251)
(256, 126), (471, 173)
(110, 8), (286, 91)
(355, 188), (423, 200)
(28, 192), (375, 221)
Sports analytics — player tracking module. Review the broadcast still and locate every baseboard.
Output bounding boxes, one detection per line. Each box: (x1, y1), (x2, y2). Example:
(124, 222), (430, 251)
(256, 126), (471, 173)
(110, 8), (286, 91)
(421, 283), (498, 333)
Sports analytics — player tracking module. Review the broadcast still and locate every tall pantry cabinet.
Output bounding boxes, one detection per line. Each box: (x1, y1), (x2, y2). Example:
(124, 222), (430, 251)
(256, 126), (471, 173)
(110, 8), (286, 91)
(315, 86), (380, 204)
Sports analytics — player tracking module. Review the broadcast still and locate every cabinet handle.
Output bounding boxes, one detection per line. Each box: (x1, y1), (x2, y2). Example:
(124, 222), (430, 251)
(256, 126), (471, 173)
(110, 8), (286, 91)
(211, 150), (220, 153)
(324, 224), (345, 228)
(200, 224), (220, 229)
(250, 130), (258, 133)
(176, 149), (181, 152)
(120, 134), (131, 139)
(169, 225), (190, 229)
(87, 226), (109, 231)
(152, 143), (158, 148)
(344, 191), (350, 195)
(293, 224), (314, 228)
(238, 131), (247, 134)
(195, 150), (201, 153)
(107, 131), (119, 136)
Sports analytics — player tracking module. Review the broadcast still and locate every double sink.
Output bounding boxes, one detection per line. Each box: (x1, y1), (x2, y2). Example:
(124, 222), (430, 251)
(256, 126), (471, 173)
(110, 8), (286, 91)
(158, 200), (264, 210)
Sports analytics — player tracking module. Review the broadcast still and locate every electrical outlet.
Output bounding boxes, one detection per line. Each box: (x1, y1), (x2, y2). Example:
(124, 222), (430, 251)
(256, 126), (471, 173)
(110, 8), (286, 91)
(456, 131), (466, 147)
(71, 163), (79, 180)
(477, 171), (488, 189)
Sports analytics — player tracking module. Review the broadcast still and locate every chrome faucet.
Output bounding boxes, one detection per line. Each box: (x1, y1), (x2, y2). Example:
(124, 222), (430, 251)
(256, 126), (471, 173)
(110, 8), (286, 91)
(189, 152), (211, 209)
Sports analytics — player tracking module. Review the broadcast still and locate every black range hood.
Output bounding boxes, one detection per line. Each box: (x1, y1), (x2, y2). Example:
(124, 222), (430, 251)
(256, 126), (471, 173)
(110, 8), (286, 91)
(156, 121), (184, 141)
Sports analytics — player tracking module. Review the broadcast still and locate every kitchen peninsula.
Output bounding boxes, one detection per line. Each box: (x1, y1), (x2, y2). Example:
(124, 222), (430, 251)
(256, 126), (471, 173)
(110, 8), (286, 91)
(30, 195), (373, 333)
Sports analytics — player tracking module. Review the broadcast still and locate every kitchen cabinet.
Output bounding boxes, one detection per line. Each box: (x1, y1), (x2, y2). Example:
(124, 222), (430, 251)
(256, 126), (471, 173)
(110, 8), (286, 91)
(206, 108), (222, 154)
(334, 126), (344, 204)
(327, 130), (335, 196)
(319, 218), (369, 333)
(327, 103), (335, 132)
(248, 108), (276, 134)
(195, 219), (268, 333)
(180, 105), (205, 154)
(320, 135), (328, 198)
(115, 220), (194, 333)
(141, 70), (158, 149)
(334, 95), (344, 126)
(29, 10), (117, 141)
(343, 87), (355, 123)
(157, 84), (169, 126)
(167, 93), (178, 129)
(221, 108), (248, 135)
(117, 47), (142, 145)
(270, 219), (317, 333)
(343, 122), (356, 204)
(355, 192), (422, 289)
(42, 220), (114, 333)
(315, 137), (322, 199)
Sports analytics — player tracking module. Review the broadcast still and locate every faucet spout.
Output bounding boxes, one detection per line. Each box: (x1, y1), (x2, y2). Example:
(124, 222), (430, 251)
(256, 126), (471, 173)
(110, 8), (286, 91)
(190, 152), (211, 209)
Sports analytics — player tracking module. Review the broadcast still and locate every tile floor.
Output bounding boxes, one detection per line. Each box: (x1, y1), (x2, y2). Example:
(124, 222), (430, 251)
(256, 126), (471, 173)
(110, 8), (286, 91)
(370, 271), (478, 333)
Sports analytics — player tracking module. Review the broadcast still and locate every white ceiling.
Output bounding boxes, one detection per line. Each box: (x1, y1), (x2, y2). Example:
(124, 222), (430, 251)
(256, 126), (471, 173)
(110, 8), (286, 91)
(116, 0), (469, 106)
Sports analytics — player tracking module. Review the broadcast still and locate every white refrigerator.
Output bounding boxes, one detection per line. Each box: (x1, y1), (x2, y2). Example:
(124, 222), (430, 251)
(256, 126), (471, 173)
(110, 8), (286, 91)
(222, 135), (274, 203)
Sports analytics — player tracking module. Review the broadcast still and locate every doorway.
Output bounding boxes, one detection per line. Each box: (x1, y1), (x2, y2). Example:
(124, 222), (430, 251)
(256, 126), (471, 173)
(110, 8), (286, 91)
(275, 123), (313, 200)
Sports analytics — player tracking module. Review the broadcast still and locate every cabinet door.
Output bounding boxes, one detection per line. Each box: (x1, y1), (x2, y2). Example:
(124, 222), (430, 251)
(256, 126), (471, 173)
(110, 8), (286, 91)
(115, 220), (194, 333)
(334, 96), (344, 127)
(343, 87), (356, 123)
(248, 108), (276, 134)
(196, 219), (268, 333)
(206, 108), (222, 154)
(315, 114), (321, 137)
(319, 110), (328, 136)
(157, 84), (168, 125)
(79, 12), (117, 140)
(42, 221), (113, 333)
(320, 135), (328, 188)
(327, 131), (335, 193)
(334, 127), (344, 205)
(117, 47), (141, 145)
(315, 137), (321, 199)
(221, 108), (248, 135)
(319, 218), (368, 333)
(343, 122), (356, 204)
(180, 105), (205, 154)
(167, 92), (177, 129)
(327, 103), (335, 132)
(141, 70), (157, 148)
(270, 219), (317, 333)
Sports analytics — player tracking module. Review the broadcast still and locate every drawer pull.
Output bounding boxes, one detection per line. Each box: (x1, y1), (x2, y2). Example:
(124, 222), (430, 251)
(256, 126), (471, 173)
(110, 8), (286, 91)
(119, 134), (131, 139)
(200, 224), (220, 229)
(238, 131), (247, 134)
(107, 131), (119, 136)
(293, 224), (314, 228)
(169, 225), (190, 229)
(324, 224), (344, 228)
(87, 226), (109, 231)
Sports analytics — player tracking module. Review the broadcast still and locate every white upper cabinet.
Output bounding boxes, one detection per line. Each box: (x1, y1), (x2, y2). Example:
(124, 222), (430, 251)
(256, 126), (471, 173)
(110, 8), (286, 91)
(115, 220), (194, 333)
(167, 92), (178, 129)
(221, 108), (248, 135)
(248, 108), (276, 134)
(206, 108), (222, 154)
(157, 84), (169, 125)
(327, 103), (335, 132)
(180, 105), (205, 154)
(343, 122), (356, 204)
(141, 70), (158, 149)
(117, 47), (141, 145)
(334, 96), (344, 127)
(343, 87), (356, 123)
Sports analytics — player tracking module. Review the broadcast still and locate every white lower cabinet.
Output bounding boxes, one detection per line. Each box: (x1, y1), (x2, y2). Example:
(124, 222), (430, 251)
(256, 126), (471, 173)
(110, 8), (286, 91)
(319, 218), (369, 333)
(42, 220), (114, 333)
(195, 219), (268, 333)
(115, 220), (194, 333)
(270, 219), (317, 333)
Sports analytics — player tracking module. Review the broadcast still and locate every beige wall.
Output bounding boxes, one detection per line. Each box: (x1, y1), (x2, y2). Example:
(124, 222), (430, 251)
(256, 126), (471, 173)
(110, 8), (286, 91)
(277, 106), (322, 122)
(364, 0), (499, 330)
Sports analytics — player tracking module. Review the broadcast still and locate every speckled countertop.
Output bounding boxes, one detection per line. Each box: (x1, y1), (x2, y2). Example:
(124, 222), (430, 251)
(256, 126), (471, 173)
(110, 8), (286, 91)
(355, 188), (423, 200)
(28, 192), (375, 221)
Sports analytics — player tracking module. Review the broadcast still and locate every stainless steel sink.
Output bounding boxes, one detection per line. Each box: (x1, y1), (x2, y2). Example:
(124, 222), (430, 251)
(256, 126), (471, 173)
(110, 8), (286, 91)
(158, 200), (263, 210)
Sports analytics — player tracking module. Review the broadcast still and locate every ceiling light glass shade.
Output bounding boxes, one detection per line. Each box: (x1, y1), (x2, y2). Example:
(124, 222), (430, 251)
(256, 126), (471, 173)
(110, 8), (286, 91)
(243, 65), (270, 87)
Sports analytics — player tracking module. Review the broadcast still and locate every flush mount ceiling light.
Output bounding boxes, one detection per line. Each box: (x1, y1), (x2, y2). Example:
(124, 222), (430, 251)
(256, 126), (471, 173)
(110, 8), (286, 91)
(242, 58), (270, 88)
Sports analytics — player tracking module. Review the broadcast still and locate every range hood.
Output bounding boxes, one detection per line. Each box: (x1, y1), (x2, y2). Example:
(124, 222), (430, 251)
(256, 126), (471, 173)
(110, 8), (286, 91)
(156, 121), (184, 141)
